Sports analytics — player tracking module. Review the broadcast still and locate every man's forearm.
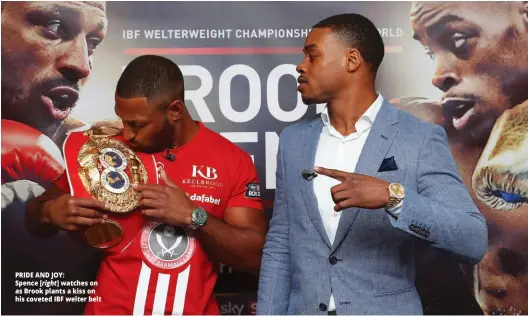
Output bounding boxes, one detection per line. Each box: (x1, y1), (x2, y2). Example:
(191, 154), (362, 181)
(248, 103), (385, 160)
(389, 188), (487, 264)
(194, 214), (265, 275)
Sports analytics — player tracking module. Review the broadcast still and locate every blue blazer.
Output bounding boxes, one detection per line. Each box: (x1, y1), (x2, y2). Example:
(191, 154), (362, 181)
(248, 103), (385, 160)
(257, 100), (487, 315)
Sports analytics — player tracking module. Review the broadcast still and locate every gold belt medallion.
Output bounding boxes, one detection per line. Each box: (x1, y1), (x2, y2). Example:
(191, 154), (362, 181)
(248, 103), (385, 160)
(74, 127), (148, 249)
(77, 127), (148, 213)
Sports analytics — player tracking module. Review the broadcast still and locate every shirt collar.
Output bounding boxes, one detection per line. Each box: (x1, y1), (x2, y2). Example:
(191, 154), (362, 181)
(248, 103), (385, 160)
(321, 93), (384, 137)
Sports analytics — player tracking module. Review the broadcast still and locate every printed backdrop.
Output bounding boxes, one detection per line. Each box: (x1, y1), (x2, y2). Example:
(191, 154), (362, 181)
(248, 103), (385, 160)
(2, 1), (527, 315)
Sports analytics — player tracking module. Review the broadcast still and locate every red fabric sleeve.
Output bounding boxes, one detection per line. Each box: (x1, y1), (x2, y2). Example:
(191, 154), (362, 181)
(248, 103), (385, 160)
(226, 152), (264, 211)
(54, 172), (71, 193)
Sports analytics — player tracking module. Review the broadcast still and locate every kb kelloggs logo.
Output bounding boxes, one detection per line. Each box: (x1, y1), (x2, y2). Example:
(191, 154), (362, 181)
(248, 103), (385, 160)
(192, 165), (218, 180)
(183, 165), (224, 189)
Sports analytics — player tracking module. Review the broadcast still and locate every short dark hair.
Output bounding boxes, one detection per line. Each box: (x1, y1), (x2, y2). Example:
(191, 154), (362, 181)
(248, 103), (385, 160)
(313, 13), (385, 72)
(116, 55), (184, 109)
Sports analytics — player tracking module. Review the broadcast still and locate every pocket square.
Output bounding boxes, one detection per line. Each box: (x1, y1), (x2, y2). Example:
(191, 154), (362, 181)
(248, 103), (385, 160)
(378, 156), (398, 172)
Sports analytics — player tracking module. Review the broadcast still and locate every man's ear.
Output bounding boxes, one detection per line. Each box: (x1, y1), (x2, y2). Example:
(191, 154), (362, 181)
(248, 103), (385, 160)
(346, 48), (362, 73)
(166, 100), (185, 121)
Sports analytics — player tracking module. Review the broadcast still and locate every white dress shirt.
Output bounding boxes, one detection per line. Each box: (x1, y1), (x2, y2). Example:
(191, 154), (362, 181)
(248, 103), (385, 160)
(313, 93), (384, 312)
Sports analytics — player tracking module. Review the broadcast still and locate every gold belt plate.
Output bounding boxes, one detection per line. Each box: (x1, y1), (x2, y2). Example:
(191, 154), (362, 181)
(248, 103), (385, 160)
(77, 129), (148, 213)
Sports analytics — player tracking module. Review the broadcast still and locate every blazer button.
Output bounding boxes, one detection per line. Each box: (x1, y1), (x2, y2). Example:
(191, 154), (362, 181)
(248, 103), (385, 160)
(319, 303), (327, 311)
(329, 256), (338, 265)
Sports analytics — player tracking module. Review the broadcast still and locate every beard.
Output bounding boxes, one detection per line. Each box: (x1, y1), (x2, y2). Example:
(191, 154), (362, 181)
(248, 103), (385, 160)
(301, 96), (317, 105)
(130, 118), (175, 154)
(1, 75), (80, 137)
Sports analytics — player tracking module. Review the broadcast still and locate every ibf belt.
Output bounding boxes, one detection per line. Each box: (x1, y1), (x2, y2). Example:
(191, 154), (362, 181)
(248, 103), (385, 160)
(63, 127), (157, 249)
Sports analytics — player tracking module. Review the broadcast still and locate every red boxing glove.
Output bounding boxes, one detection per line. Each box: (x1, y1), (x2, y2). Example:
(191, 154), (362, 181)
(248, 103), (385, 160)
(1, 119), (65, 187)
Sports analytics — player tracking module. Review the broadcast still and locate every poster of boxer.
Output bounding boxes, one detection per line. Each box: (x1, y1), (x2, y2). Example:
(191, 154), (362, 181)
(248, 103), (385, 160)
(1, 1), (526, 315)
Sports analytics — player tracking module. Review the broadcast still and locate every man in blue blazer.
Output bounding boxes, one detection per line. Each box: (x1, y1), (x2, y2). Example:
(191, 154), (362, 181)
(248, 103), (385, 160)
(257, 13), (488, 315)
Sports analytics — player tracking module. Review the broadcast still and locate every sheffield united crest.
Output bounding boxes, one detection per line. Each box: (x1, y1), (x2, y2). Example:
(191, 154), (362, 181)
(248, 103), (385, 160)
(141, 221), (196, 269)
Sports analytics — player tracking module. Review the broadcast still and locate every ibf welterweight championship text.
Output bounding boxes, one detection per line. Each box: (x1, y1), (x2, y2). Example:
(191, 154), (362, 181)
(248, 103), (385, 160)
(122, 28), (403, 40)
(14, 272), (101, 304)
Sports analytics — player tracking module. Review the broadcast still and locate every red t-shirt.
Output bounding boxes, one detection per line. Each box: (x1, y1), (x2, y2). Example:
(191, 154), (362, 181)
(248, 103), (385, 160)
(56, 122), (263, 315)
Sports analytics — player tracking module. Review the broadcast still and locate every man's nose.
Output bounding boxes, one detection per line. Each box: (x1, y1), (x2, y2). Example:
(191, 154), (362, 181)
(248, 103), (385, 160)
(123, 128), (136, 142)
(56, 36), (91, 82)
(498, 247), (526, 277)
(431, 54), (460, 92)
(296, 61), (306, 74)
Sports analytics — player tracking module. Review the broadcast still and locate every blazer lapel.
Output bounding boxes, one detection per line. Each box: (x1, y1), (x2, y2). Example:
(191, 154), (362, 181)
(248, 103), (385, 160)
(331, 100), (400, 252)
(299, 117), (332, 248)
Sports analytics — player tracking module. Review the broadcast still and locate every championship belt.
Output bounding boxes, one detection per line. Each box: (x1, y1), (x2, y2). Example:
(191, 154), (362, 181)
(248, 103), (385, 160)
(63, 127), (158, 249)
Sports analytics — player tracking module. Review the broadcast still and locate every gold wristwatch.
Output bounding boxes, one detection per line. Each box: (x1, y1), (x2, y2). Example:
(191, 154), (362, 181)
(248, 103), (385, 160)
(386, 183), (405, 210)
